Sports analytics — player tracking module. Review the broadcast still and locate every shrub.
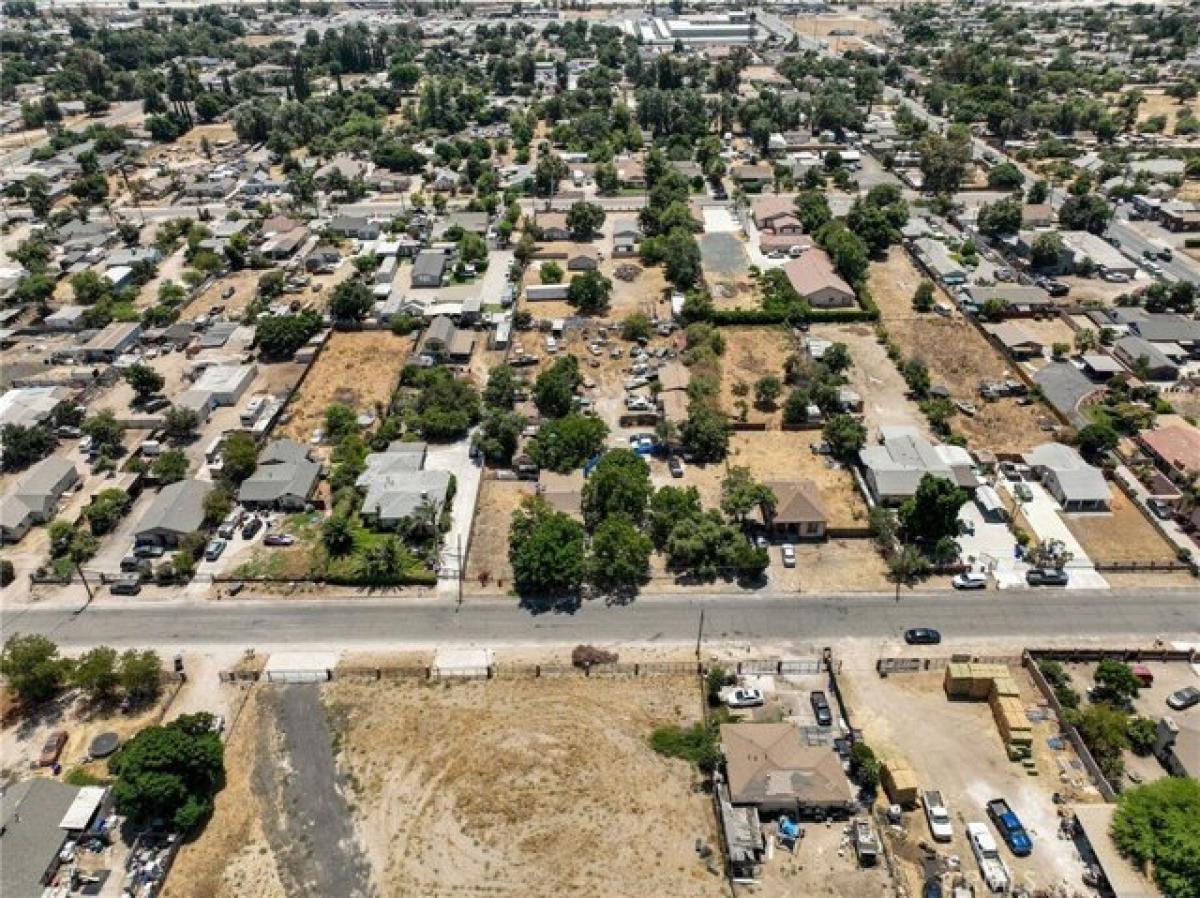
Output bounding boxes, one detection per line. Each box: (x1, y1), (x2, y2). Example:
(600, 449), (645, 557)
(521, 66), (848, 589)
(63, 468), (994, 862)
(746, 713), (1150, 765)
(649, 722), (722, 773)
(571, 645), (618, 668)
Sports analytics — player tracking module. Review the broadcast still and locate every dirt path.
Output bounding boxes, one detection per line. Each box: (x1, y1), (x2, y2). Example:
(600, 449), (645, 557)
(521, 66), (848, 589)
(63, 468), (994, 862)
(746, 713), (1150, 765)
(257, 686), (374, 898)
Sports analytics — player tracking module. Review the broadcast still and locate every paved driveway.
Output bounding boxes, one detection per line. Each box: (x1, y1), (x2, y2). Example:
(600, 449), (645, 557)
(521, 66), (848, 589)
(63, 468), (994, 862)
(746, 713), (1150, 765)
(956, 500), (1029, 589)
(997, 477), (1109, 590)
(426, 437), (483, 591)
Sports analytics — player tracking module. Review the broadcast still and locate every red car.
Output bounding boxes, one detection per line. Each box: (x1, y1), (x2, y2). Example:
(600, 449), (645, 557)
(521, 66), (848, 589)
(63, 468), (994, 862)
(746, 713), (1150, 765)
(39, 730), (68, 767)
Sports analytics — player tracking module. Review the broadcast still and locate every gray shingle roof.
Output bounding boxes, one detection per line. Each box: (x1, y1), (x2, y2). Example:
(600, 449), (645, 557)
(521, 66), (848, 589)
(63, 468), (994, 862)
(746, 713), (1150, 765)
(136, 479), (213, 539)
(1, 779), (81, 898)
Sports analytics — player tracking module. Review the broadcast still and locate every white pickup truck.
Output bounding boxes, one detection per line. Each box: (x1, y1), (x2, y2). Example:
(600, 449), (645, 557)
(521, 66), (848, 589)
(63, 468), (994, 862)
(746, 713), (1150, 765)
(967, 821), (1011, 893)
(922, 790), (954, 842)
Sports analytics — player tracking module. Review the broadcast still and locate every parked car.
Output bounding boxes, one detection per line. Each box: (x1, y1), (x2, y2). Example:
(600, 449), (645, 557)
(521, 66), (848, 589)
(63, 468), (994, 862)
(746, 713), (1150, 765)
(241, 517), (263, 539)
(110, 576), (142, 596)
(39, 731), (68, 767)
(1149, 498), (1173, 520)
(668, 456), (685, 478)
(905, 628), (942, 645)
(725, 687), (765, 708)
(952, 571), (987, 590)
(120, 555), (142, 573)
(204, 539), (227, 562)
(923, 880), (944, 898)
(1101, 270), (1130, 284)
(1026, 568), (1069, 586)
(263, 533), (295, 547)
(781, 544), (796, 567)
(132, 543), (165, 559)
(810, 690), (833, 726)
(1167, 686), (1200, 711)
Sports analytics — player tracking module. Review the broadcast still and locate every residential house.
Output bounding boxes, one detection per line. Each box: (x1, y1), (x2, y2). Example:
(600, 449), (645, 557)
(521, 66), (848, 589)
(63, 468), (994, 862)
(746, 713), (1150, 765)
(411, 251), (449, 288)
(565, 247), (600, 271)
(328, 215), (381, 240)
(859, 426), (979, 504)
(418, 316), (457, 360)
(1, 779), (105, 898)
(1022, 442), (1111, 511)
(536, 212), (572, 242)
(782, 248), (855, 308)
(720, 723), (855, 817)
(0, 455), (79, 543)
(357, 442), (452, 529)
(754, 480), (827, 540)
(1139, 420), (1200, 482)
(237, 439), (321, 511)
(1114, 336), (1180, 381)
(961, 285), (1054, 317)
(612, 217), (641, 257)
(304, 243), (341, 273)
(913, 238), (967, 286)
(134, 479), (214, 547)
(1109, 308), (1200, 356)
(731, 164), (774, 192)
(83, 322), (141, 362)
(984, 322), (1044, 359)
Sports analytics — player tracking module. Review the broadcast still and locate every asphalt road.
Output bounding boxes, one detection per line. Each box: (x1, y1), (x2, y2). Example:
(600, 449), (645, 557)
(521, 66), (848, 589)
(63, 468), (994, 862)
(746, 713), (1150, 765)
(1106, 217), (1200, 284)
(3, 589), (1196, 651)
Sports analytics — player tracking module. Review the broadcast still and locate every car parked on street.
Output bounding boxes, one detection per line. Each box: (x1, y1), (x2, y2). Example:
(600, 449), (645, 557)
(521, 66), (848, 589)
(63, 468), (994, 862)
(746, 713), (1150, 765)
(905, 628), (942, 645)
(952, 571), (987, 590)
(1026, 568), (1069, 586)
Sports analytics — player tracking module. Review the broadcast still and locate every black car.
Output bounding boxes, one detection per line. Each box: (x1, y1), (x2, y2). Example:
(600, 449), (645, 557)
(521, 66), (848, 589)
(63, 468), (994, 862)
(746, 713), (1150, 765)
(1043, 281), (1070, 298)
(241, 516), (263, 539)
(1026, 567), (1069, 586)
(904, 628), (942, 645)
(810, 690), (833, 727)
(923, 879), (944, 898)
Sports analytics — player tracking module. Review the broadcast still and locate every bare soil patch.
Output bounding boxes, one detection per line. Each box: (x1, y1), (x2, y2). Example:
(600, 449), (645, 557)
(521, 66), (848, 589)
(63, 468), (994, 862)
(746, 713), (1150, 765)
(464, 478), (535, 594)
(869, 248), (1057, 453)
(718, 326), (797, 428)
(687, 431), (869, 531)
(165, 688), (287, 898)
(181, 269), (263, 321)
(278, 330), (412, 443)
(1062, 487), (1177, 565)
(324, 676), (723, 898)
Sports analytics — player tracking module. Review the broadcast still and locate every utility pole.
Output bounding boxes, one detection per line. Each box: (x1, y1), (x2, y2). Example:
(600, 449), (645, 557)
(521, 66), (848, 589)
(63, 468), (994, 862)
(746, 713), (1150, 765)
(456, 533), (463, 609)
(74, 559), (95, 613)
(695, 608), (705, 659)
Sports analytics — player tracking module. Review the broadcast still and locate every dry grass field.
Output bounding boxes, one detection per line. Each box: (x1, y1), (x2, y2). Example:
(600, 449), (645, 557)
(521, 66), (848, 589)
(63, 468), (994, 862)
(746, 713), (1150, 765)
(718, 326), (797, 428)
(1062, 487), (1177, 565)
(324, 676), (723, 898)
(277, 331), (412, 444)
(463, 478), (536, 594)
(181, 269), (264, 321)
(868, 248), (1058, 452)
(1119, 89), (1200, 135)
(688, 431), (869, 531)
(163, 690), (287, 898)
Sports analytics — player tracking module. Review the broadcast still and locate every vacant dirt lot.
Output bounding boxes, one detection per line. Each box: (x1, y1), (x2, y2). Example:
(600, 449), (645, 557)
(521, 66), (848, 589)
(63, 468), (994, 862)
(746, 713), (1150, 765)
(324, 676), (723, 898)
(1117, 88), (1200, 135)
(278, 330), (412, 444)
(165, 689), (287, 898)
(868, 248), (1057, 452)
(606, 259), (670, 320)
(688, 431), (869, 531)
(181, 269), (264, 321)
(719, 327), (797, 428)
(842, 666), (1101, 897)
(1062, 487), (1177, 565)
(464, 478), (535, 594)
(822, 322), (929, 437)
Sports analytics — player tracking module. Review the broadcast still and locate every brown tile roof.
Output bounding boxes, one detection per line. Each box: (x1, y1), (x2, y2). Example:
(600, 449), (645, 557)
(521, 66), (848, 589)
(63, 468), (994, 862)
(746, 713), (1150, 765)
(720, 723), (850, 807)
(1141, 423), (1200, 473)
(763, 479), (826, 526)
(783, 248), (853, 300)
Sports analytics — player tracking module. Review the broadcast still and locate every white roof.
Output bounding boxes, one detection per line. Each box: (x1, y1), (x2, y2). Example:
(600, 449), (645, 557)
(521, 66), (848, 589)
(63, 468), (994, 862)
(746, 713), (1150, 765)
(58, 786), (105, 831)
